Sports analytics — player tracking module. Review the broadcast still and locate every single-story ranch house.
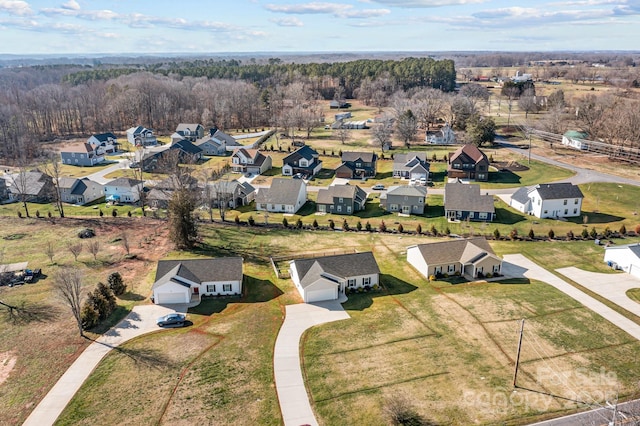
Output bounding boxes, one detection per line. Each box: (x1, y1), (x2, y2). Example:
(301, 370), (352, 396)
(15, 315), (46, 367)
(152, 257), (244, 305)
(289, 252), (380, 303)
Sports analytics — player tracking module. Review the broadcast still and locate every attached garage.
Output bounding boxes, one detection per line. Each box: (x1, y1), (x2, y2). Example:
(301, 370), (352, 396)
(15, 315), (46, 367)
(152, 279), (191, 305)
(304, 279), (338, 303)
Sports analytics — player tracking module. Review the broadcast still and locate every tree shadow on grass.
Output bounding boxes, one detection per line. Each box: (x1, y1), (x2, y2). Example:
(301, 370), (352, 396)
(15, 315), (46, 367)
(494, 207), (526, 225)
(119, 291), (146, 302)
(343, 274), (417, 311)
(89, 341), (178, 370)
(566, 211), (625, 224)
(424, 204), (444, 218)
(1, 301), (61, 324)
(489, 169), (521, 185)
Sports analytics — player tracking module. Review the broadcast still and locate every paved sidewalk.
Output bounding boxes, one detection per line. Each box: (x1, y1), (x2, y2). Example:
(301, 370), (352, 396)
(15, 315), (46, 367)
(556, 266), (640, 317)
(23, 304), (179, 426)
(273, 297), (350, 426)
(503, 254), (640, 341)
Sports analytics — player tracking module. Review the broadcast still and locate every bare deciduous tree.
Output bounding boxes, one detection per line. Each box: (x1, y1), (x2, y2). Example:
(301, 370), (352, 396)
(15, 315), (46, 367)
(53, 268), (85, 336)
(45, 241), (55, 263)
(87, 240), (100, 261)
(372, 117), (394, 151)
(334, 126), (351, 145)
(43, 151), (65, 218)
(67, 242), (83, 262)
(121, 232), (130, 255)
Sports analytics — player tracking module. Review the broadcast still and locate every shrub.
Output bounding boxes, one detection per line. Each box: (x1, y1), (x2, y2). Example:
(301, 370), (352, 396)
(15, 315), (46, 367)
(328, 219), (335, 230)
(107, 272), (126, 296)
(112, 209), (117, 217)
(416, 224), (422, 235)
(429, 274), (436, 281)
(430, 225), (437, 236)
(635, 224), (640, 235)
(590, 227), (598, 239)
(379, 221), (387, 232)
(248, 215), (255, 226)
(445, 227), (451, 235)
(366, 221), (372, 232)
(486, 272), (493, 278)
(48, 211), (52, 218)
(356, 221), (362, 231)
(566, 230), (574, 240)
(235, 215), (240, 225)
(312, 219), (318, 229)
(296, 218), (303, 229)
(620, 224), (627, 235)
(581, 228), (589, 239)
(17, 211), (22, 218)
(604, 226), (612, 238)
(35, 210), (40, 218)
(548, 229), (555, 239)
(81, 304), (100, 330)
(282, 217), (289, 228)
(493, 229), (501, 239)
(528, 228), (535, 239)
(342, 219), (349, 231)
(99, 209), (104, 217)
(397, 223), (404, 233)
(127, 210), (132, 217)
(509, 229), (518, 240)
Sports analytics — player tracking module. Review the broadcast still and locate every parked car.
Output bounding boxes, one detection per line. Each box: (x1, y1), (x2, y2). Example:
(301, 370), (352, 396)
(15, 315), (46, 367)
(419, 177), (427, 186)
(292, 173), (304, 179)
(372, 184), (385, 190)
(156, 313), (186, 327)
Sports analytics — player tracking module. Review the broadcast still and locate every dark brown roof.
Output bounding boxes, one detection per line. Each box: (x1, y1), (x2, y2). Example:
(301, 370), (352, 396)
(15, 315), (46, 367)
(450, 144), (488, 164)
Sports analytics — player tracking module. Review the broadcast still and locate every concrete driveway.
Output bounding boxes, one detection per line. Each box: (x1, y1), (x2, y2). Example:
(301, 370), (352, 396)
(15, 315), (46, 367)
(273, 297), (350, 426)
(23, 304), (177, 426)
(556, 267), (640, 317)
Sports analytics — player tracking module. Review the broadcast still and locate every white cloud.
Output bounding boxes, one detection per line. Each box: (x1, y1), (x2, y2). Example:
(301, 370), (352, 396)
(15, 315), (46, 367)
(40, 7), (118, 20)
(270, 16), (304, 26)
(265, 2), (390, 18)
(61, 0), (80, 11)
(0, 0), (33, 16)
(367, 0), (486, 7)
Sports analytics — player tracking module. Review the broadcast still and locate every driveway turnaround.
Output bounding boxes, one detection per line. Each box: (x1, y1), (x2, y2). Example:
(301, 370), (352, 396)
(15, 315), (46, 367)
(503, 254), (640, 341)
(556, 267), (640, 317)
(274, 297), (350, 426)
(23, 304), (180, 426)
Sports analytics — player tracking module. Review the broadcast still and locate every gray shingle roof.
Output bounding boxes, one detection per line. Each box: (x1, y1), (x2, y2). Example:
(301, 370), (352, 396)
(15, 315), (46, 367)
(444, 183), (494, 213)
(283, 145), (319, 163)
(293, 252), (380, 289)
(255, 178), (305, 205)
(341, 151), (377, 162)
(154, 257), (243, 288)
(171, 139), (203, 155)
(316, 184), (366, 204)
(510, 186), (530, 204)
(533, 183), (584, 200)
(91, 132), (117, 142)
(386, 185), (428, 197)
(7, 171), (52, 196)
(410, 237), (498, 266)
(176, 123), (202, 132)
(393, 152), (430, 173)
(105, 177), (142, 188)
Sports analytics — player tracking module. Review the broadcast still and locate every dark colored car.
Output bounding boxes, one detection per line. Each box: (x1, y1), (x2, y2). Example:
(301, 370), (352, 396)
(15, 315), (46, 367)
(156, 313), (186, 327)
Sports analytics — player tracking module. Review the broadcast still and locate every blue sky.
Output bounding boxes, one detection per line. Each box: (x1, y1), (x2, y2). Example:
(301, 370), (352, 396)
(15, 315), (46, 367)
(0, 0), (639, 54)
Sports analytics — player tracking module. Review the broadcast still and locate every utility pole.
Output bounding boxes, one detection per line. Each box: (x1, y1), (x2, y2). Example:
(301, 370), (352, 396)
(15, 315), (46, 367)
(513, 319), (525, 388)
(528, 131), (532, 166)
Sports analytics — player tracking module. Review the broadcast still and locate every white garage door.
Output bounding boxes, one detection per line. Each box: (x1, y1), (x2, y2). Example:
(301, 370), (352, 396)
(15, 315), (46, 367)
(629, 264), (640, 279)
(306, 288), (336, 303)
(156, 292), (187, 304)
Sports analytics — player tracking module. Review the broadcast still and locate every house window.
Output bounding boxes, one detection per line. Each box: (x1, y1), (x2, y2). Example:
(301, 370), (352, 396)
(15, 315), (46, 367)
(347, 279), (356, 287)
(477, 174), (486, 180)
(281, 205), (285, 210)
(390, 204), (398, 211)
(573, 208), (577, 214)
(493, 264), (500, 273)
(337, 205), (342, 212)
(356, 162), (362, 168)
(574, 199), (579, 204)
(563, 200), (567, 205)
(418, 198), (423, 203)
(564, 209), (568, 215)
(363, 277), (371, 286)
(434, 266), (442, 274)
(479, 212), (488, 219)
(478, 165), (485, 171)
(347, 206), (352, 213)
(223, 284), (232, 292)
(543, 210), (548, 214)
(453, 163), (461, 169)
(207, 284), (216, 293)
(447, 264), (455, 273)
(339, 197), (343, 203)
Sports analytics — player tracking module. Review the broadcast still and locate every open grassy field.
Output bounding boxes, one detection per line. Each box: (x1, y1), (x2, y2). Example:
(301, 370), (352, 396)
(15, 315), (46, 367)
(3, 218), (640, 425)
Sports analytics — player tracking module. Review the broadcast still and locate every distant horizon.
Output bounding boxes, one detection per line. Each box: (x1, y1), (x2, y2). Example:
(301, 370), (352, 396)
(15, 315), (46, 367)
(1, 1), (640, 55)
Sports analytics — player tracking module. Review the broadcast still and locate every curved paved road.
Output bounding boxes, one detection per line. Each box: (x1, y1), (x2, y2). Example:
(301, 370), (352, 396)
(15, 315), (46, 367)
(273, 297), (349, 426)
(23, 304), (180, 426)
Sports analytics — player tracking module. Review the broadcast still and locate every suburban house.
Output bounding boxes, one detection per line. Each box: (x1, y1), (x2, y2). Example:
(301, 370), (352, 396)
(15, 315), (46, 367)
(60, 143), (105, 167)
(447, 144), (490, 182)
(58, 177), (104, 205)
(169, 139), (203, 163)
(335, 152), (377, 179)
(510, 183), (584, 219)
(316, 184), (367, 215)
(392, 152), (430, 181)
(255, 178), (307, 214)
(207, 179), (256, 209)
(126, 126), (157, 147)
(562, 130), (589, 150)
(407, 237), (502, 280)
(444, 182), (495, 222)
(6, 171), (54, 203)
(604, 244), (640, 279)
(147, 175), (199, 209)
(282, 145), (323, 178)
(152, 257), (244, 305)
(87, 132), (118, 154)
(289, 252), (380, 302)
(426, 123), (456, 144)
(103, 177), (143, 203)
(380, 185), (428, 215)
(172, 123), (205, 143)
(195, 127), (237, 156)
(231, 148), (272, 175)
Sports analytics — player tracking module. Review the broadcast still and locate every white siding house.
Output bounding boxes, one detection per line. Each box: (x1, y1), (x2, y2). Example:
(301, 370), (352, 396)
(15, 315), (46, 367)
(510, 183), (584, 219)
(604, 244), (640, 279)
(103, 177), (143, 203)
(255, 178), (307, 213)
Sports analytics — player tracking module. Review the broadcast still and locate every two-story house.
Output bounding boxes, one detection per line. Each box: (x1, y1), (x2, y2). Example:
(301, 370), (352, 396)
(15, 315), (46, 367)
(316, 184), (367, 215)
(255, 178), (307, 214)
(60, 143), (105, 166)
(206, 179), (256, 209)
(87, 133), (118, 154)
(195, 127), (237, 156)
(231, 148), (272, 175)
(6, 171), (54, 203)
(444, 182), (495, 222)
(58, 177), (104, 205)
(126, 126), (158, 147)
(282, 145), (323, 178)
(380, 185), (428, 215)
(335, 151), (377, 179)
(510, 183), (584, 219)
(172, 123), (205, 143)
(426, 123), (456, 144)
(289, 252), (380, 302)
(170, 139), (203, 163)
(447, 144), (490, 182)
(104, 177), (143, 203)
(392, 152), (430, 181)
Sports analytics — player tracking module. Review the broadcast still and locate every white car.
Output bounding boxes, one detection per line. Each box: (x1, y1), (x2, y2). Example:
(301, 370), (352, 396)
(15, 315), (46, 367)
(372, 184), (385, 190)
(419, 177), (427, 185)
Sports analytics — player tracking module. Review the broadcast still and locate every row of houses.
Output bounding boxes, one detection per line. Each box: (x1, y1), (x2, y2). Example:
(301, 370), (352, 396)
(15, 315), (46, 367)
(150, 236), (503, 305)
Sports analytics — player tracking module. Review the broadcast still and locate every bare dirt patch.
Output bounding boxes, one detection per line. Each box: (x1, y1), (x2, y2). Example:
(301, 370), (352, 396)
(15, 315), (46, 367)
(0, 352), (16, 386)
